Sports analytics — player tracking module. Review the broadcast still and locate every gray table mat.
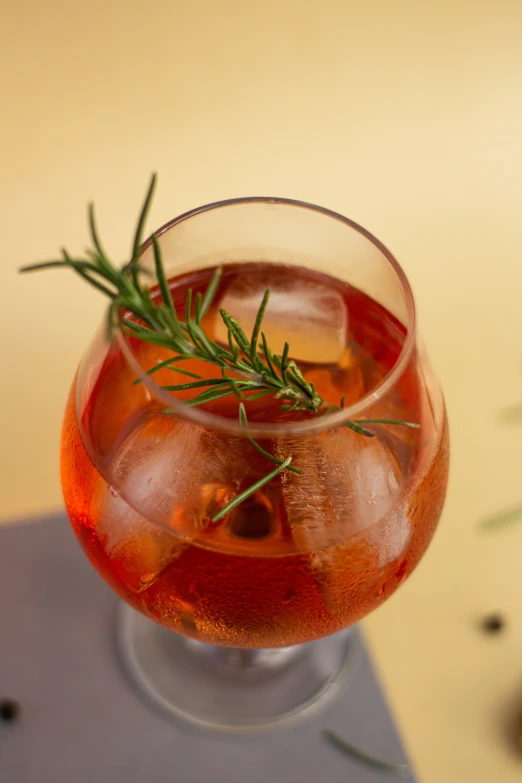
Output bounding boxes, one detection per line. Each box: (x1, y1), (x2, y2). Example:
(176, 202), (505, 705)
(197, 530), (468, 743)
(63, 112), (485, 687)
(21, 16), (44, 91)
(0, 513), (415, 783)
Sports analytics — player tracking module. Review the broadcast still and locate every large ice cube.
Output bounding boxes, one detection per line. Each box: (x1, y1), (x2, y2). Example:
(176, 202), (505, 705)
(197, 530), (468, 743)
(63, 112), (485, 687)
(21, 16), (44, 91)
(108, 412), (249, 535)
(94, 484), (184, 593)
(214, 270), (348, 364)
(92, 411), (251, 592)
(277, 426), (411, 613)
(277, 426), (405, 551)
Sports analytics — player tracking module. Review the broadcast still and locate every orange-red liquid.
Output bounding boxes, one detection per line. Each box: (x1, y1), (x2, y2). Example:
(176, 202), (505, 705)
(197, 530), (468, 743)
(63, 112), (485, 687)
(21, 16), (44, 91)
(61, 263), (449, 647)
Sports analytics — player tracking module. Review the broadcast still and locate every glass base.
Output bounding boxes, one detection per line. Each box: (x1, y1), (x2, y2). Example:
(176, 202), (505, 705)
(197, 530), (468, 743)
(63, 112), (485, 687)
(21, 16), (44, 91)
(118, 604), (362, 734)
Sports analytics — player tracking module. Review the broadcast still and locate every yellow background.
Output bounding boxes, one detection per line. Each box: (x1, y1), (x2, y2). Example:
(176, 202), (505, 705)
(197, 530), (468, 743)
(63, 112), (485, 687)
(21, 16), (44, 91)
(2, 2), (522, 780)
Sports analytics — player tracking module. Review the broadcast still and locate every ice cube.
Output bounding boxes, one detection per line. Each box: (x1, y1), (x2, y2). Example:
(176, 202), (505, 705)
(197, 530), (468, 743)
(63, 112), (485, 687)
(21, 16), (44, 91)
(277, 426), (403, 551)
(109, 412), (249, 535)
(92, 411), (250, 592)
(214, 270), (348, 364)
(94, 484), (184, 593)
(305, 536), (380, 616)
(277, 426), (410, 614)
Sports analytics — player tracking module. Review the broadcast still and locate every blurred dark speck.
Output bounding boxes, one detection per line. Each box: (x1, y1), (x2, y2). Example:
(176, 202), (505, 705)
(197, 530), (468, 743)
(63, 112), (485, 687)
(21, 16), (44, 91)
(480, 613), (506, 634)
(0, 699), (20, 722)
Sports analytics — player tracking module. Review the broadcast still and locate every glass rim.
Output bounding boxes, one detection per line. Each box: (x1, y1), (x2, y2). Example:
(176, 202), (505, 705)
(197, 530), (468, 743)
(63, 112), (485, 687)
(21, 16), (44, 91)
(114, 196), (416, 439)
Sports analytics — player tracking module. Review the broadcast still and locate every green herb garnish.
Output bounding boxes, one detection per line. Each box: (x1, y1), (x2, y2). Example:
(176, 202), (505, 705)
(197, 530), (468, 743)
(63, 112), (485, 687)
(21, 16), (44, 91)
(20, 175), (418, 520)
(324, 730), (411, 776)
(478, 505), (522, 530)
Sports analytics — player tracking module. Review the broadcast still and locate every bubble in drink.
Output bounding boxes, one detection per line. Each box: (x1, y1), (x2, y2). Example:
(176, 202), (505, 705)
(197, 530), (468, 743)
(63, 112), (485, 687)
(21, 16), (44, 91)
(214, 269), (348, 364)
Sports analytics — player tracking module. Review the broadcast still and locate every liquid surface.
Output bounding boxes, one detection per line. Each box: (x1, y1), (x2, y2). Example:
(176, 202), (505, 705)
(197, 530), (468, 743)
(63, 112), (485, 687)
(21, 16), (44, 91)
(61, 262), (449, 647)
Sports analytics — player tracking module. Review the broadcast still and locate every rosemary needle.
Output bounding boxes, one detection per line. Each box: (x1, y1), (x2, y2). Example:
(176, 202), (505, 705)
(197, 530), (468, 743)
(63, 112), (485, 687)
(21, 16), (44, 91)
(212, 456), (293, 522)
(324, 730), (411, 776)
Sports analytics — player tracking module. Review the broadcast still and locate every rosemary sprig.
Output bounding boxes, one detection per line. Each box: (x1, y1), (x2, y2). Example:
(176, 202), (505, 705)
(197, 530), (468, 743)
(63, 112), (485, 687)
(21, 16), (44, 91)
(20, 174), (418, 520)
(500, 401), (522, 422)
(478, 505), (522, 531)
(324, 730), (411, 776)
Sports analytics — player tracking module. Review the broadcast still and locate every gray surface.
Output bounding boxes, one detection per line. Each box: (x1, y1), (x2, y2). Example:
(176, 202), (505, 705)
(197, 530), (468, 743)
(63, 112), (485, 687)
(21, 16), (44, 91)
(0, 513), (415, 782)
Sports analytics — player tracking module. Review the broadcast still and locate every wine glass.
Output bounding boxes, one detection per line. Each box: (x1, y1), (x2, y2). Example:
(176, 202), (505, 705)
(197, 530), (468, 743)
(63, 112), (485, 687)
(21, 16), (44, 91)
(59, 196), (449, 731)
